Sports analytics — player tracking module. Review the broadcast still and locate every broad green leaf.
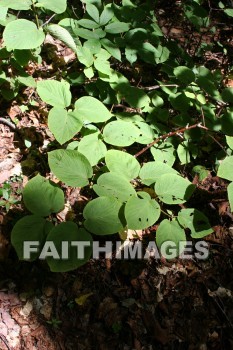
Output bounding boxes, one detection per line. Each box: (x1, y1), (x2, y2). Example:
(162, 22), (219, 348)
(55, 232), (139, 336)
(177, 208), (213, 238)
(226, 136), (233, 150)
(155, 173), (195, 204)
(86, 3), (99, 23)
(23, 174), (64, 216)
(125, 196), (160, 230)
(227, 182), (233, 212)
(74, 28), (99, 40)
(125, 46), (137, 64)
(174, 66), (195, 85)
(169, 92), (191, 112)
(74, 96), (112, 122)
(192, 165), (209, 181)
(221, 87), (233, 103)
(84, 196), (124, 235)
(11, 215), (51, 261)
(177, 141), (191, 165)
(76, 46), (94, 67)
(151, 141), (176, 166)
(78, 133), (107, 166)
(48, 107), (83, 145)
(156, 219), (186, 258)
(101, 38), (121, 61)
(48, 149), (93, 187)
(134, 121), (154, 144)
(99, 6), (114, 26)
(46, 223), (92, 272)
(0, 0), (32, 10)
(17, 74), (36, 88)
(94, 57), (111, 75)
(77, 19), (100, 29)
(105, 150), (140, 180)
(139, 161), (178, 186)
(224, 8), (233, 17)
(93, 172), (136, 202)
(103, 121), (140, 146)
(46, 24), (77, 53)
(37, 80), (71, 108)
(123, 87), (150, 108)
(217, 156), (233, 181)
(14, 50), (32, 66)
(154, 45), (169, 64)
(37, 0), (66, 13)
(84, 39), (101, 54)
(105, 22), (130, 34)
(3, 19), (45, 49)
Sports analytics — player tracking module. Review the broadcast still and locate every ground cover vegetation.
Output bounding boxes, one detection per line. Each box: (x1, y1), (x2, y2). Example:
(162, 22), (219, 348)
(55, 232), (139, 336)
(0, 0), (233, 348)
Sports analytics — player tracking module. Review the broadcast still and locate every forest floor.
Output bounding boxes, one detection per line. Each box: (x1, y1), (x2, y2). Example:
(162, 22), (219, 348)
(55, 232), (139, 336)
(0, 1), (233, 349)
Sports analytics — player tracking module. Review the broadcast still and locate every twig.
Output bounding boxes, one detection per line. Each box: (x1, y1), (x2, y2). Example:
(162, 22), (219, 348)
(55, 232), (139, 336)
(141, 84), (179, 91)
(134, 123), (208, 158)
(42, 14), (56, 27)
(0, 334), (11, 350)
(0, 117), (16, 131)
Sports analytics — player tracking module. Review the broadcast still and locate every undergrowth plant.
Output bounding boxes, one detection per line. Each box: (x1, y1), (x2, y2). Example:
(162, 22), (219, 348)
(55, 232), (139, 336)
(1, 0), (233, 271)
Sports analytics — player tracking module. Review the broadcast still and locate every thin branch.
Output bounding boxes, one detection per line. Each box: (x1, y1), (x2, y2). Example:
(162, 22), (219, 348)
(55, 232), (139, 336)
(134, 123), (208, 158)
(42, 14), (56, 27)
(141, 84), (179, 91)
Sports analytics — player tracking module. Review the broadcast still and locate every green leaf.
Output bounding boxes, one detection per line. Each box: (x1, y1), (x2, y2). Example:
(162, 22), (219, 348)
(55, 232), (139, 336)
(139, 161), (178, 186)
(14, 49), (32, 66)
(155, 174), (195, 204)
(17, 74), (36, 88)
(103, 121), (140, 146)
(105, 22), (130, 34)
(48, 107), (83, 145)
(192, 165), (209, 181)
(37, 0), (66, 14)
(48, 149), (93, 187)
(217, 156), (233, 181)
(76, 46), (94, 67)
(74, 28), (99, 40)
(3, 19), (45, 50)
(93, 173), (136, 202)
(46, 223), (92, 272)
(224, 8), (233, 17)
(221, 87), (233, 103)
(23, 174), (64, 216)
(84, 196), (124, 235)
(46, 24), (77, 53)
(101, 38), (121, 61)
(105, 150), (140, 180)
(37, 80), (71, 108)
(226, 136), (233, 150)
(151, 141), (176, 166)
(74, 96), (112, 122)
(124, 87), (150, 109)
(84, 39), (101, 54)
(177, 141), (191, 165)
(134, 121), (154, 144)
(174, 66), (195, 84)
(177, 208), (213, 238)
(0, 0), (32, 10)
(227, 182), (233, 212)
(86, 3), (99, 23)
(94, 57), (111, 75)
(156, 219), (186, 259)
(11, 215), (51, 261)
(77, 19), (100, 29)
(78, 132), (107, 166)
(125, 196), (160, 230)
(99, 6), (114, 25)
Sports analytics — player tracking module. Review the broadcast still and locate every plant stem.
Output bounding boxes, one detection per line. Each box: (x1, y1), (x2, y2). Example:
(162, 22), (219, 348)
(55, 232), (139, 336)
(31, 0), (40, 29)
(134, 123), (208, 158)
